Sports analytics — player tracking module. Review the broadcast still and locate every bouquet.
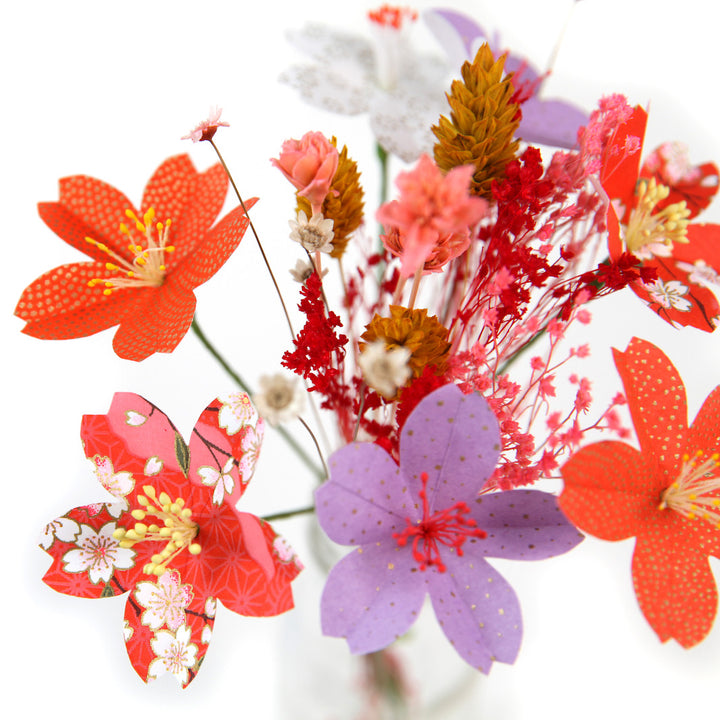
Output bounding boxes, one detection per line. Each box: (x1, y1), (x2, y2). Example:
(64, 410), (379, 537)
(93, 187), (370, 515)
(7, 2), (720, 718)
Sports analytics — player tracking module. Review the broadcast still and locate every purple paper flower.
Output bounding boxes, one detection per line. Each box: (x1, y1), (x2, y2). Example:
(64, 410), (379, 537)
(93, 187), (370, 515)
(316, 384), (583, 672)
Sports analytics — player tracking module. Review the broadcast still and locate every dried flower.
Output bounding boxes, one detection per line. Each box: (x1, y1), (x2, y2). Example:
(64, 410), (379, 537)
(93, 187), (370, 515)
(272, 131), (339, 211)
(289, 211), (335, 254)
(253, 374), (306, 426)
(432, 43), (520, 199)
(361, 306), (451, 378)
(297, 140), (364, 259)
(358, 341), (412, 398)
(376, 154), (487, 277)
(181, 106), (229, 143)
(289, 259), (328, 284)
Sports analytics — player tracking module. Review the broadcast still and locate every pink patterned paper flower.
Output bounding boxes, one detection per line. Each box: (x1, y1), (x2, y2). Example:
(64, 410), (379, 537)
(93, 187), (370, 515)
(377, 154), (488, 277)
(271, 131), (339, 212)
(315, 384), (582, 672)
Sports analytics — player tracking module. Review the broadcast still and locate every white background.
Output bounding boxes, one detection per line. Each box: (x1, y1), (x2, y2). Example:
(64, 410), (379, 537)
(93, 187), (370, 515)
(2, 0), (719, 717)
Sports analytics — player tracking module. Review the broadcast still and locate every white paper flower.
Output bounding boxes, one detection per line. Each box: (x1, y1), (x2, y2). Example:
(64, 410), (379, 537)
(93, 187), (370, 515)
(358, 341), (412, 398)
(90, 455), (135, 497)
(135, 569), (194, 631)
(252, 374), (306, 427)
(281, 17), (449, 162)
(62, 522), (135, 584)
(289, 211), (335, 254)
(144, 456), (164, 476)
(217, 392), (259, 435)
(197, 456), (236, 505)
(147, 624), (198, 685)
(40, 516), (80, 550)
(237, 421), (264, 484)
(644, 278), (692, 311)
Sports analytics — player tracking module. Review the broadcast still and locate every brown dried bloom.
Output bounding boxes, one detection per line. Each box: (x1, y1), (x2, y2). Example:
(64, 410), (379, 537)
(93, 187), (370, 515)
(361, 305), (451, 378)
(432, 43), (520, 200)
(297, 139), (364, 259)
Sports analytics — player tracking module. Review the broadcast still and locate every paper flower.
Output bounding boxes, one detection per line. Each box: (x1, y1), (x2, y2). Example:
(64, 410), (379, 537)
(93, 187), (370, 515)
(601, 106), (720, 331)
(40, 392), (301, 687)
(377, 154), (488, 277)
(15, 155), (257, 361)
(280, 9), (449, 162)
(316, 384), (582, 672)
(559, 338), (720, 647)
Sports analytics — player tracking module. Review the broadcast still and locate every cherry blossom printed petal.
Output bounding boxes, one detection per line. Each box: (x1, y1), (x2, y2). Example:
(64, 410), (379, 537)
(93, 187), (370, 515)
(134, 569), (194, 632)
(15, 262), (139, 340)
(611, 338), (688, 465)
(560, 442), (664, 540)
(632, 532), (718, 648)
(320, 542), (427, 654)
(89, 455), (135, 497)
(173, 200), (257, 290)
(473, 490), (583, 560)
(427, 555), (522, 671)
(317, 442), (409, 546)
(40, 516), (80, 550)
(56, 175), (137, 256)
(399, 384), (501, 513)
(111, 278), (197, 361)
(147, 624), (199, 687)
(216, 391), (259, 435)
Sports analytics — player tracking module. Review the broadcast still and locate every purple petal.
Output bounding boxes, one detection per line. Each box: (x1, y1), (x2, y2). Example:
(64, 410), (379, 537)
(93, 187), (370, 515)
(423, 8), (486, 63)
(470, 489), (584, 560)
(427, 555), (522, 671)
(320, 541), (427, 654)
(518, 98), (589, 149)
(400, 386), (500, 512)
(316, 443), (415, 545)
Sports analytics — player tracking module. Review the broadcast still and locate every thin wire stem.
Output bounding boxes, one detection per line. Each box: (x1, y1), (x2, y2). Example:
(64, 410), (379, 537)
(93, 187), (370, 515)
(261, 505), (315, 522)
(209, 138), (296, 342)
(299, 416), (328, 480)
(191, 318), (323, 480)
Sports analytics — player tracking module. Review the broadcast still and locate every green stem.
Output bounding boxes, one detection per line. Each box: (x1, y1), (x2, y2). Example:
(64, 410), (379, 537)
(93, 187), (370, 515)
(376, 142), (390, 283)
(191, 318), (323, 480)
(261, 505), (315, 522)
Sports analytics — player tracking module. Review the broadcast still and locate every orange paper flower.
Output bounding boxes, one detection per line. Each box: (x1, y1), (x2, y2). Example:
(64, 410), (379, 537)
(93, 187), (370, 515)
(15, 155), (256, 361)
(560, 338), (720, 647)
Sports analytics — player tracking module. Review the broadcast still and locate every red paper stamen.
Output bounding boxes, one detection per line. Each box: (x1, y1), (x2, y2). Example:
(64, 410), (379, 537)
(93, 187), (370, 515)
(367, 4), (418, 29)
(394, 472), (486, 572)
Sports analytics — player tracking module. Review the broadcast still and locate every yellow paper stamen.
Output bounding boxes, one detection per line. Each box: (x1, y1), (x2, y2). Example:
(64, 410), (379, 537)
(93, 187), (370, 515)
(659, 451), (720, 529)
(624, 178), (690, 254)
(85, 206), (173, 294)
(113, 484), (201, 576)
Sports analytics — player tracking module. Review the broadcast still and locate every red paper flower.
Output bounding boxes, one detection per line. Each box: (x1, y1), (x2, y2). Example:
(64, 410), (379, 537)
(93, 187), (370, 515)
(40, 392), (302, 687)
(601, 106), (720, 331)
(559, 338), (720, 647)
(15, 155), (257, 360)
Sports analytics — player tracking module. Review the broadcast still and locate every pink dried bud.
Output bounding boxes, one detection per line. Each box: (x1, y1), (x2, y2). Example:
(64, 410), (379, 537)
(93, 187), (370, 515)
(271, 131), (339, 211)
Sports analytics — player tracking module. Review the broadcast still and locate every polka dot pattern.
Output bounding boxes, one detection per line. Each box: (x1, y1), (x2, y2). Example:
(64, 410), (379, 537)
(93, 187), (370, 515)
(476, 489), (585, 559)
(612, 337), (688, 472)
(427, 554), (522, 671)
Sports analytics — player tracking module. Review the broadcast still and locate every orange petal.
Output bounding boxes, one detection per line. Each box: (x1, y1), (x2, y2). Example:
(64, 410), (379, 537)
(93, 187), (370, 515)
(612, 338), (688, 467)
(559, 441), (662, 540)
(173, 199), (257, 290)
(632, 530), (718, 647)
(15, 262), (138, 339)
(687, 385), (720, 455)
(111, 279), (196, 361)
(140, 154), (199, 228)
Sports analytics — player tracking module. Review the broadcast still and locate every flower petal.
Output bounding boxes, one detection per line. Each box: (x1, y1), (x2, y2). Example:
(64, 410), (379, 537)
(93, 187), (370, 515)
(632, 531), (718, 648)
(15, 262), (140, 339)
(317, 442), (409, 546)
(473, 490), (583, 560)
(173, 199), (257, 290)
(110, 278), (196, 361)
(320, 542), (427, 654)
(399, 385), (501, 513)
(427, 555), (522, 671)
(55, 174), (136, 257)
(612, 337), (688, 467)
(560, 441), (663, 540)
(686, 385), (720, 453)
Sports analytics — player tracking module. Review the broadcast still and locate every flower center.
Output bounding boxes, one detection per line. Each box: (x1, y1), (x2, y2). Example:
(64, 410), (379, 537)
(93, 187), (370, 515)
(367, 5), (418, 91)
(658, 450), (720, 529)
(393, 472), (486, 572)
(113, 485), (201, 576)
(86, 207), (175, 294)
(623, 178), (690, 254)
